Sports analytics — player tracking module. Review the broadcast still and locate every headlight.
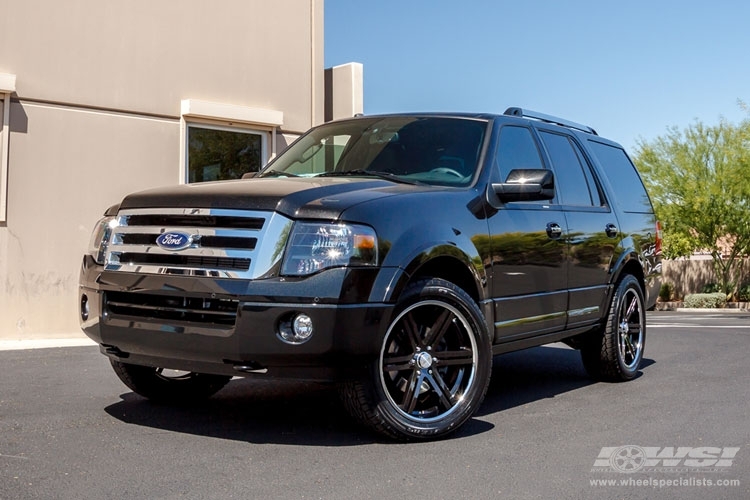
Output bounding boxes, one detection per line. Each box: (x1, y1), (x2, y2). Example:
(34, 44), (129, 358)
(88, 216), (117, 265)
(281, 222), (378, 276)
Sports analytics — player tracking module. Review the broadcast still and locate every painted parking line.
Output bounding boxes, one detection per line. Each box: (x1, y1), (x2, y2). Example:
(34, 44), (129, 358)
(649, 324), (750, 328)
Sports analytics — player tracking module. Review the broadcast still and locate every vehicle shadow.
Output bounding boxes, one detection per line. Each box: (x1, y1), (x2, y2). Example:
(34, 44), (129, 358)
(104, 345), (654, 445)
(105, 379), (371, 446)
(481, 345), (592, 416)
(481, 345), (655, 416)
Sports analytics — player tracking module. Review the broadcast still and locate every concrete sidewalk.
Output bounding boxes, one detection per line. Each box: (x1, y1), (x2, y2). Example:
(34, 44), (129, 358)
(0, 337), (96, 351)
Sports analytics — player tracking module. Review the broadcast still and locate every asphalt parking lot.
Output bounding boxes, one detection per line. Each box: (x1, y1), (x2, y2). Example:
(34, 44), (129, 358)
(1, 311), (748, 500)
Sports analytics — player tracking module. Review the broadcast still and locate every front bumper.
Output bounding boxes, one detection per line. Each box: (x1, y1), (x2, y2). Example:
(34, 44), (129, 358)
(79, 255), (400, 381)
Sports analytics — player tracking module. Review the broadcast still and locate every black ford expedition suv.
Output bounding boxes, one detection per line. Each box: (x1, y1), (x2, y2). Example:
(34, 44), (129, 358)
(80, 108), (661, 440)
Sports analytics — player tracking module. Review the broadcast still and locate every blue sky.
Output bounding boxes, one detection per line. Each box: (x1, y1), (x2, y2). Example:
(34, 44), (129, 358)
(324, 1), (750, 153)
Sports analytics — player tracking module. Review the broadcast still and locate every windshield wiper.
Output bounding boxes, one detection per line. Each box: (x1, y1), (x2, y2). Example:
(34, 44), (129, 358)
(258, 170), (300, 178)
(317, 169), (420, 185)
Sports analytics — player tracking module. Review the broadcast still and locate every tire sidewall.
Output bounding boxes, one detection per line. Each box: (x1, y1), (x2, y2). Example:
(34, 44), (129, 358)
(110, 360), (229, 401)
(612, 275), (646, 379)
(372, 278), (492, 439)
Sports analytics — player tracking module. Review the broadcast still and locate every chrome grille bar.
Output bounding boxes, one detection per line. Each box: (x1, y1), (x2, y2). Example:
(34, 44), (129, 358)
(103, 208), (294, 279)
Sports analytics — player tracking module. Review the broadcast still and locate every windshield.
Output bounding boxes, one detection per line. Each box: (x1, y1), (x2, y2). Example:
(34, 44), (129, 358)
(259, 116), (488, 186)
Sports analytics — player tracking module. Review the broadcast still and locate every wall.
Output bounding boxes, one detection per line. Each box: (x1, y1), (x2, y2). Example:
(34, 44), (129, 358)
(0, 0), (324, 133)
(662, 256), (750, 299)
(0, 0), (324, 338)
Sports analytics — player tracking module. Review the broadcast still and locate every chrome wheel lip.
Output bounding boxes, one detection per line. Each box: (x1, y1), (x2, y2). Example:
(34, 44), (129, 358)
(379, 299), (478, 424)
(617, 289), (644, 370)
(154, 368), (194, 381)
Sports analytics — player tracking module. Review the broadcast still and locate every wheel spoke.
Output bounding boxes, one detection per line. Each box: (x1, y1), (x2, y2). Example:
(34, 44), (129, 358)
(623, 294), (638, 320)
(623, 335), (635, 360)
(401, 371), (422, 414)
(382, 353), (414, 372)
(434, 348), (473, 367)
(627, 321), (641, 335)
(403, 312), (422, 350)
(425, 370), (455, 410)
(422, 308), (453, 348)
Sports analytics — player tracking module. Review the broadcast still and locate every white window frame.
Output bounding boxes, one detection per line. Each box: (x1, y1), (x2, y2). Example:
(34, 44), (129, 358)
(179, 99), (283, 184)
(0, 72), (16, 222)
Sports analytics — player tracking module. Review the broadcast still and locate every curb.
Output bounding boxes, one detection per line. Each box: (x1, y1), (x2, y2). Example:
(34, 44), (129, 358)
(675, 308), (750, 313)
(655, 305), (750, 313)
(655, 300), (750, 311)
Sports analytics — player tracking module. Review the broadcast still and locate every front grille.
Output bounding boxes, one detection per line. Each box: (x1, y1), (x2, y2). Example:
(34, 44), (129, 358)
(118, 253), (251, 271)
(106, 291), (238, 326)
(103, 208), (293, 279)
(125, 214), (265, 229)
(119, 234), (257, 250)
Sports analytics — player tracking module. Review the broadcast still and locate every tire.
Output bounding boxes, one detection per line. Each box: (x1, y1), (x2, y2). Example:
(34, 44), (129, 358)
(110, 359), (231, 402)
(581, 274), (646, 381)
(339, 278), (492, 441)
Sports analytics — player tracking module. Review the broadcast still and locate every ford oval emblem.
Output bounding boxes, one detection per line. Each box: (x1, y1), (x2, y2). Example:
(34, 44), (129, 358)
(156, 231), (193, 251)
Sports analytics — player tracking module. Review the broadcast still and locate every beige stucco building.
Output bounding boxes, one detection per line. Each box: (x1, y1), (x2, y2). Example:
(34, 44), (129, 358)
(0, 0), (362, 339)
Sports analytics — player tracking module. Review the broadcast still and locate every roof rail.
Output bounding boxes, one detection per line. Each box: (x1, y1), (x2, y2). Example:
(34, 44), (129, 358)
(504, 107), (598, 135)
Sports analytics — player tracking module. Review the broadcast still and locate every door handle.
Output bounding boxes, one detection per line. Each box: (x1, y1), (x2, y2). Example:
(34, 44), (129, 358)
(546, 222), (562, 239)
(605, 223), (618, 238)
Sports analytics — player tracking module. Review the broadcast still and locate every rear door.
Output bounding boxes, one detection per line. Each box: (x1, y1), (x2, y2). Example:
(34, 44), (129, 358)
(537, 129), (617, 329)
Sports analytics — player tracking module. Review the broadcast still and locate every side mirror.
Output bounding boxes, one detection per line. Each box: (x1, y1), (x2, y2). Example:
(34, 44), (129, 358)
(492, 169), (554, 202)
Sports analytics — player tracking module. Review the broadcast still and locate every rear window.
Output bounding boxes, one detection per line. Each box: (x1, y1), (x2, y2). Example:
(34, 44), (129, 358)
(587, 141), (652, 213)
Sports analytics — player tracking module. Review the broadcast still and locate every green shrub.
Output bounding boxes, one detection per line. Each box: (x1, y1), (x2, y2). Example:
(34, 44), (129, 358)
(658, 283), (673, 301)
(683, 293), (727, 309)
(738, 284), (750, 302)
(701, 283), (721, 294)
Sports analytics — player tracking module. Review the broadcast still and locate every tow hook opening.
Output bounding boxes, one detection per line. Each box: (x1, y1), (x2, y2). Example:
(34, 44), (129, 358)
(102, 344), (129, 358)
(80, 294), (90, 321)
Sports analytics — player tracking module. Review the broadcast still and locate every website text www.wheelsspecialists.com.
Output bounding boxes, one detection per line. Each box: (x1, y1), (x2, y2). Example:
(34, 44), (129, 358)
(589, 446), (742, 490)
(589, 477), (741, 489)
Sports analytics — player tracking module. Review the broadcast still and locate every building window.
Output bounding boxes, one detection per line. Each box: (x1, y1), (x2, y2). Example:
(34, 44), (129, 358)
(186, 124), (265, 183)
(179, 99), (284, 185)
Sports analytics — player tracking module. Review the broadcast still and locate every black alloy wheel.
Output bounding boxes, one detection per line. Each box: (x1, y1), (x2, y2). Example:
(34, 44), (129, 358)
(340, 278), (492, 440)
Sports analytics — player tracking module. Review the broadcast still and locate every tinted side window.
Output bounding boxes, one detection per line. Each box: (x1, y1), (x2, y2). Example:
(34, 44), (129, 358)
(587, 141), (652, 213)
(496, 126), (544, 179)
(571, 142), (603, 206)
(539, 131), (596, 207)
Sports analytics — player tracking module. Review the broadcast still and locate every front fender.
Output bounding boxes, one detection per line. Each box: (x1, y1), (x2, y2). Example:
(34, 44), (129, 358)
(381, 237), (488, 304)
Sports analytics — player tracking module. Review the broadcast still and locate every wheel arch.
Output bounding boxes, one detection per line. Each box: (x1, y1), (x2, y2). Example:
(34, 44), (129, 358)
(386, 245), (486, 306)
(610, 249), (646, 294)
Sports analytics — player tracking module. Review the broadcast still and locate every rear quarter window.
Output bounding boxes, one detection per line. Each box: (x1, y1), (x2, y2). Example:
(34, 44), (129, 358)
(587, 140), (652, 213)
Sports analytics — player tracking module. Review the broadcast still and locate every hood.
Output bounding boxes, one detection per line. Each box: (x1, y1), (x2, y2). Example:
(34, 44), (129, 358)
(118, 177), (435, 219)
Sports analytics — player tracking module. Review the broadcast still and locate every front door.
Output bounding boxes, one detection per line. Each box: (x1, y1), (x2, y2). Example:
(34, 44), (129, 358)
(487, 125), (568, 343)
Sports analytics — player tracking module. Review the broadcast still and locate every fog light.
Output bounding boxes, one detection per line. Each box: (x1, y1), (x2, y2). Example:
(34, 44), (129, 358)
(81, 294), (89, 322)
(293, 314), (313, 338)
(278, 313), (314, 344)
